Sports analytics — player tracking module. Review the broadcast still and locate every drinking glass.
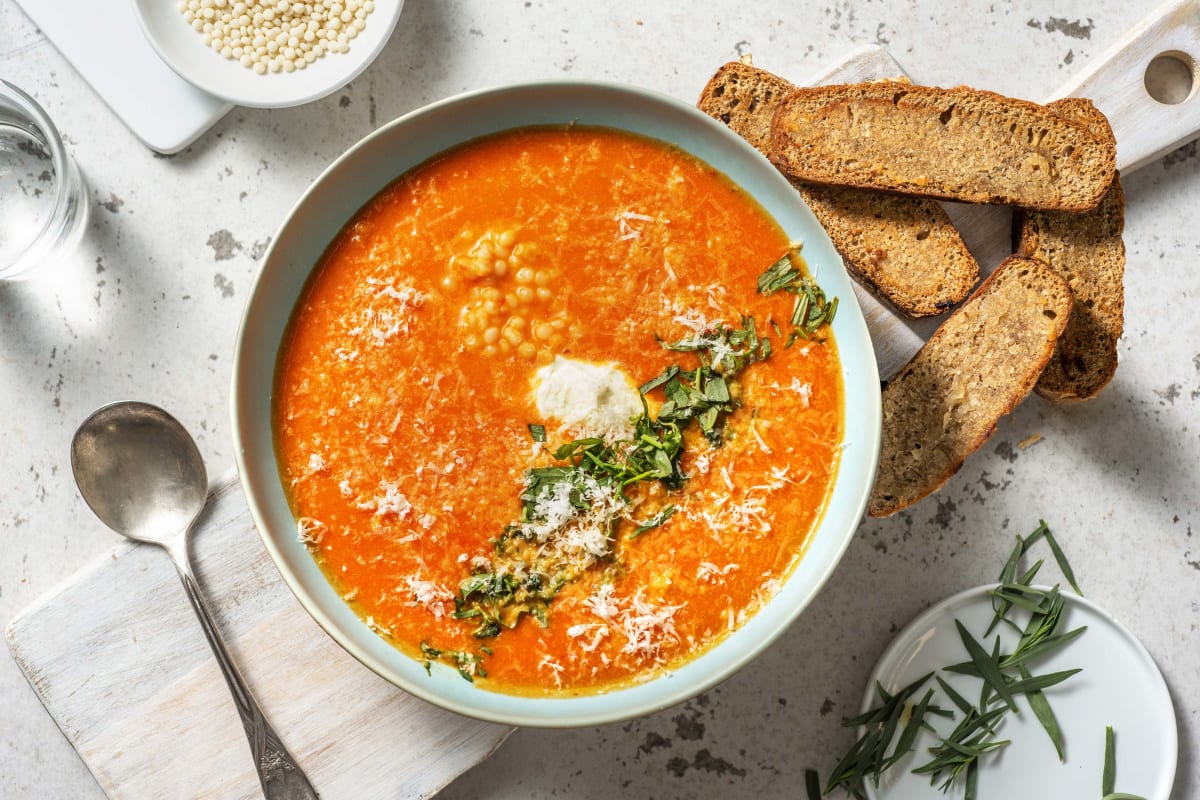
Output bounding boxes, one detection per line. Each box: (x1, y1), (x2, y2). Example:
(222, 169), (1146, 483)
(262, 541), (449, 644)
(0, 80), (88, 280)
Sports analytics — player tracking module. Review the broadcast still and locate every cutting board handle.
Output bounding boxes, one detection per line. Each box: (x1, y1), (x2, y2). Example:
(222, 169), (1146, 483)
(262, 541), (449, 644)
(1050, 0), (1200, 171)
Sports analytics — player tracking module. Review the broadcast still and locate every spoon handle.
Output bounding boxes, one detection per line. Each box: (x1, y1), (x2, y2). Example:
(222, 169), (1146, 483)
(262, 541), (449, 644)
(170, 547), (319, 799)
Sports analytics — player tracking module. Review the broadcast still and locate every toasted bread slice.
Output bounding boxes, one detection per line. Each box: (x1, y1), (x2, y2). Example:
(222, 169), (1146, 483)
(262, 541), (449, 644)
(770, 82), (1117, 212)
(1018, 98), (1125, 401)
(698, 62), (978, 316)
(869, 256), (1073, 517)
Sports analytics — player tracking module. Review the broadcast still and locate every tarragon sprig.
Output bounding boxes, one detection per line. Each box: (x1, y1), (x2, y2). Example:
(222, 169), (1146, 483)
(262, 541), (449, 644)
(811, 520), (1093, 799)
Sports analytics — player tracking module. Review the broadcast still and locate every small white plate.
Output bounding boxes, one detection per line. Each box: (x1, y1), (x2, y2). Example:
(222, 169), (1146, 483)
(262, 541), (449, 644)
(862, 585), (1177, 800)
(131, 0), (404, 108)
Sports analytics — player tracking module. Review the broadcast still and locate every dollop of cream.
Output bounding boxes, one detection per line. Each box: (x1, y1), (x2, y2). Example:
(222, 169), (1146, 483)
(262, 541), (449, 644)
(533, 356), (642, 440)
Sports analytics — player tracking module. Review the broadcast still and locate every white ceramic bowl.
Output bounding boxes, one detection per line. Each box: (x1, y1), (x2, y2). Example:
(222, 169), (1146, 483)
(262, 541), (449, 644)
(132, 0), (405, 108)
(231, 81), (882, 727)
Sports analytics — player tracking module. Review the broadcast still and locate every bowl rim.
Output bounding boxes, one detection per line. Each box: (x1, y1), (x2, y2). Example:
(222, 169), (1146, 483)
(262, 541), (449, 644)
(130, 0), (406, 108)
(231, 78), (882, 727)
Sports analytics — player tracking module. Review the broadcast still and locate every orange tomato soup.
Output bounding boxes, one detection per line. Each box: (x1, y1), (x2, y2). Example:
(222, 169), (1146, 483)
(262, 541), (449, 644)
(274, 126), (843, 695)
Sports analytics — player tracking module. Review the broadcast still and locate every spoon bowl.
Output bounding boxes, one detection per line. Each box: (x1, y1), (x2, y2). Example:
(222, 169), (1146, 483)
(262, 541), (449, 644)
(71, 402), (208, 546)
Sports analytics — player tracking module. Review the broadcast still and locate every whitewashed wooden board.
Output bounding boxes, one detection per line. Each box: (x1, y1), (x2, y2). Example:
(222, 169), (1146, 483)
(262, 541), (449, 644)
(6, 9), (1200, 794)
(6, 473), (511, 800)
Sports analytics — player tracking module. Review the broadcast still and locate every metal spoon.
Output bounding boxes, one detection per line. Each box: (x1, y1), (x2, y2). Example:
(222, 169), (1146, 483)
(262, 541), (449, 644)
(70, 401), (318, 800)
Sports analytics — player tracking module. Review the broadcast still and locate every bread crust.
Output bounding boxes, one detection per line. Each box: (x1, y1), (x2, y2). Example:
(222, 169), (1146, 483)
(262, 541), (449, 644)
(698, 63), (979, 317)
(868, 256), (1073, 517)
(770, 82), (1117, 212)
(1017, 98), (1125, 401)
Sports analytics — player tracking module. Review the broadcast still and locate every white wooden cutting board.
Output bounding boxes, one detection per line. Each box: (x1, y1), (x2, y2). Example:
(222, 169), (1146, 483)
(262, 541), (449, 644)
(6, 474), (512, 800)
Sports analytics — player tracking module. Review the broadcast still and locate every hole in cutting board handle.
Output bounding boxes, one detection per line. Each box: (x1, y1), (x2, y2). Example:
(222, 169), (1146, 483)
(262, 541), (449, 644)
(1144, 50), (1197, 104)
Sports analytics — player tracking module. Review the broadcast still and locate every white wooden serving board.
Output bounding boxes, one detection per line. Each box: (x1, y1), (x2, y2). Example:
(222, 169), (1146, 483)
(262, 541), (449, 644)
(6, 474), (512, 800)
(13, 0), (232, 154)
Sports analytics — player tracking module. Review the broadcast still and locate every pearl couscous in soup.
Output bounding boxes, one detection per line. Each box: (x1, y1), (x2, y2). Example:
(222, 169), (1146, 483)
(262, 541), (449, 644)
(274, 126), (843, 695)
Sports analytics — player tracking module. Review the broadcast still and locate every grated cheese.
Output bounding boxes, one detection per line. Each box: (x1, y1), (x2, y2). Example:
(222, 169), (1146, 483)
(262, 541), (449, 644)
(767, 376), (814, 407)
(356, 479), (412, 518)
(704, 284), (727, 313)
(566, 622), (610, 652)
(583, 584), (683, 660)
(616, 590), (683, 658)
(748, 419), (772, 454)
(582, 583), (621, 620)
(518, 474), (626, 564)
(719, 465), (735, 491)
(538, 655), (565, 687)
(616, 210), (668, 241)
(296, 517), (327, 544)
(662, 256), (678, 283)
(355, 281), (425, 347)
(699, 491), (772, 535)
(401, 575), (454, 618)
(670, 306), (748, 368)
(696, 561), (739, 583)
(672, 307), (717, 337)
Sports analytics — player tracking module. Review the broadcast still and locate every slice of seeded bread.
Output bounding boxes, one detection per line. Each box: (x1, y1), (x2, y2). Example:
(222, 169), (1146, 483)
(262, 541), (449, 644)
(698, 62), (978, 316)
(869, 256), (1073, 517)
(1017, 98), (1125, 401)
(770, 82), (1117, 212)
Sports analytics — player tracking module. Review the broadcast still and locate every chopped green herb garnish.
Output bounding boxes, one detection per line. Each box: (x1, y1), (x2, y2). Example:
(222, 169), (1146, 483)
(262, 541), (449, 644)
(1103, 726), (1118, 796)
(1021, 663), (1065, 760)
(1100, 728), (1149, 800)
(912, 702), (1009, 792)
(528, 423), (547, 442)
(964, 758), (979, 800)
(659, 313), (772, 377)
(823, 672), (946, 796)
(756, 248), (838, 341)
(1019, 519), (1083, 595)
(886, 688), (936, 770)
(756, 251), (805, 295)
(954, 621), (1017, 712)
(419, 641), (488, 682)
(631, 505), (676, 538)
(805, 768), (823, 800)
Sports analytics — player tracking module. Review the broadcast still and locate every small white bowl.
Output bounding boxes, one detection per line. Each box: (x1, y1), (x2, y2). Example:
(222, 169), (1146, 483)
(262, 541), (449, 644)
(132, 0), (404, 108)
(231, 81), (882, 726)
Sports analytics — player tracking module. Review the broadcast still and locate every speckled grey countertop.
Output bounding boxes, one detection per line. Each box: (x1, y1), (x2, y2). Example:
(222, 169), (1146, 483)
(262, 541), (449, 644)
(1, 1), (1196, 798)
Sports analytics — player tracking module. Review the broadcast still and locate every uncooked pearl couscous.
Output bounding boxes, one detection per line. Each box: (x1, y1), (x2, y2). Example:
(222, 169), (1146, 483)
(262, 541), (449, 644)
(179, 0), (376, 75)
